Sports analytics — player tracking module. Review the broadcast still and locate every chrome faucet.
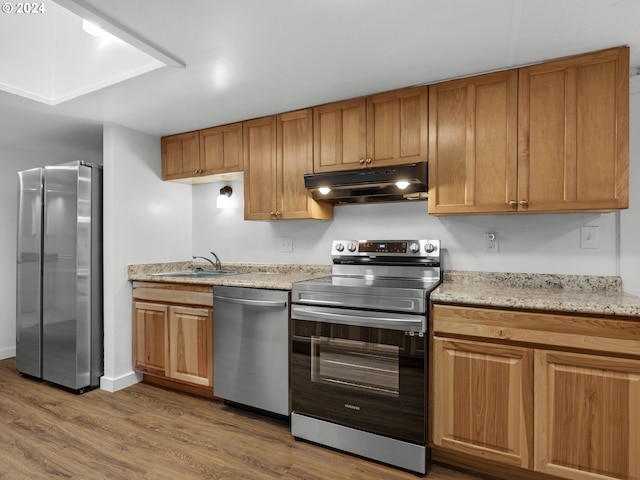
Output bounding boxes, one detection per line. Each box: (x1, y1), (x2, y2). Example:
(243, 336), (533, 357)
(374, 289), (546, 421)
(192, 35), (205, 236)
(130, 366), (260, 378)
(192, 252), (222, 270)
(210, 251), (222, 270)
(193, 255), (217, 270)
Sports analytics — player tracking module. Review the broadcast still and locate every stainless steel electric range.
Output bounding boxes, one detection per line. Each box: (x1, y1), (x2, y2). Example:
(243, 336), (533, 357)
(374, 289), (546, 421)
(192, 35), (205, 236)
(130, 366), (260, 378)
(290, 239), (442, 475)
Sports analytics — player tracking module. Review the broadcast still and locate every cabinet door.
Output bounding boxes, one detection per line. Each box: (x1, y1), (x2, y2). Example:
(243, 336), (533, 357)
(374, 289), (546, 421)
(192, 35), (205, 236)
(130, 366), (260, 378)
(535, 350), (640, 480)
(518, 47), (629, 212)
(168, 306), (212, 387)
(278, 109), (332, 220)
(367, 86), (427, 167)
(428, 70), (518, 215)
(243, 116), (278, 220)
(133, 302), (168, 376)
(313, 98), (367, 172)
(432, 337), (533, 469)
(161, 131), (200, 180)
(199, 122), (243, 175)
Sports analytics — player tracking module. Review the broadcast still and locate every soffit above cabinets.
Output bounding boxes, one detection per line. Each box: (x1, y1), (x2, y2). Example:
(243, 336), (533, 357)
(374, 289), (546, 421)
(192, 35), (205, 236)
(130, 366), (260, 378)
(0, 0), (175, 105)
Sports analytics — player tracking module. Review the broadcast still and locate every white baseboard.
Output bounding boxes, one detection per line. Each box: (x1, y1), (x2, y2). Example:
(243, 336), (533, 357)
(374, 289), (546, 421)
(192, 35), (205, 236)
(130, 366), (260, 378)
(100, 370), (143, 392)
(0, 347), (16, 360)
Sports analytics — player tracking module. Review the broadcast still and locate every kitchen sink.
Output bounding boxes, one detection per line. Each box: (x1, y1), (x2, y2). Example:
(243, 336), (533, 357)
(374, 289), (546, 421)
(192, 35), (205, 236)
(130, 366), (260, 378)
(151, 269), (241, 278)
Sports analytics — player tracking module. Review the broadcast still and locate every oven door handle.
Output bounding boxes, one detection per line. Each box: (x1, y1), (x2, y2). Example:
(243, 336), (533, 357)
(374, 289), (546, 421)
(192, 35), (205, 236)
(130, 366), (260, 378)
(291, 304), (425, 332)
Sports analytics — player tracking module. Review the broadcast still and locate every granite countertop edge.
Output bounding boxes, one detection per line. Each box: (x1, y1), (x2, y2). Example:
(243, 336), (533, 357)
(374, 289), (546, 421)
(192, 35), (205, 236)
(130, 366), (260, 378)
(127, 261), (332, 290)
(432, 270), (640, 318)
(128, 263), (640, 317)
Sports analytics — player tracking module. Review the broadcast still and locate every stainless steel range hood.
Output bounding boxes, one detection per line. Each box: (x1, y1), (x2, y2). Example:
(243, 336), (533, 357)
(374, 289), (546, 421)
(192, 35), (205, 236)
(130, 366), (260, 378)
(304, 162), (427, 204)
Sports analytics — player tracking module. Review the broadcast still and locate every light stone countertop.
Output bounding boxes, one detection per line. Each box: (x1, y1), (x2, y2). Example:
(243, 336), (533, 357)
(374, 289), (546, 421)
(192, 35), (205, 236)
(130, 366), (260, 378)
(431, 270), (640, 318)
(127, 261), (332, 290)
(129, 263), (640, 317)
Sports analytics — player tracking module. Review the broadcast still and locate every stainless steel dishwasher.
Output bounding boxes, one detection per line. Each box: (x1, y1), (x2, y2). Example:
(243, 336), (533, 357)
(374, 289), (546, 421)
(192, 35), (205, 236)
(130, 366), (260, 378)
(213, 286), (290, 416)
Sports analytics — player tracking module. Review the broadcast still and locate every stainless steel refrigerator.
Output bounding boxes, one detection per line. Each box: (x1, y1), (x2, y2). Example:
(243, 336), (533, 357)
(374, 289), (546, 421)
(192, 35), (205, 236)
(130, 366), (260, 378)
(16, 161), (103, 393)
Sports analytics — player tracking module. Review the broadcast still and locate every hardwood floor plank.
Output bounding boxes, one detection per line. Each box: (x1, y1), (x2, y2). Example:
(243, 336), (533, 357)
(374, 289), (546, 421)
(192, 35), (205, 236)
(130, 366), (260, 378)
(0, 358), (486, 479)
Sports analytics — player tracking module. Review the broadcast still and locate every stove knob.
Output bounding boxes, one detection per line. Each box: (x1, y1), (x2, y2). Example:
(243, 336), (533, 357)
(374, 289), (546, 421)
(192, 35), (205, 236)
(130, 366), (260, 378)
(425, 243), (437, 254)
(347, 243), (357, 252)
(335, 242), (345, 252)
(409, 242), (420, 253)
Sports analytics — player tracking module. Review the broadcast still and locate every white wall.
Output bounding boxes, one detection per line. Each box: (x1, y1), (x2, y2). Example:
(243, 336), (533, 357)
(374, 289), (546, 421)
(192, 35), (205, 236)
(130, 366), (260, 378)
(193, 181), (620, 277)
(620, 79), (640, 295)
(101, 123), (192, 391)
(0, 145), (102, 360)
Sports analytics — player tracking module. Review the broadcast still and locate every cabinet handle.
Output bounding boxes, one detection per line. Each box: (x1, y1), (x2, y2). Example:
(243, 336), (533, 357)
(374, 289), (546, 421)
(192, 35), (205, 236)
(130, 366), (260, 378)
(359, 159), (365, 164)
(519, 200), (529, 208)
(365, 158), (372, 164)
(509, 200), (517, 208)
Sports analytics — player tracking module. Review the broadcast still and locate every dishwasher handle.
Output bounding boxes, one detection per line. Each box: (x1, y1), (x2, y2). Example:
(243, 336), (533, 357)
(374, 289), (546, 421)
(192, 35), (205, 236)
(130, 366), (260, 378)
(213, 294), (287, 308)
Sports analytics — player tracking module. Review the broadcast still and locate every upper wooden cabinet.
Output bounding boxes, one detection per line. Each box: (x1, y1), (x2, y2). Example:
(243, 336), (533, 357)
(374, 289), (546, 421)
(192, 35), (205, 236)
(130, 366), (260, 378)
(313, 98), (367, 172)
(428, 70), (518, 215)
(428, 47), (629, 215)
(518, 47), (629, 212)
(244, 110), (333, 220)
(199, 122), (243, 175)
(161, 131), (200, 181)
(313, 86), (428, 172)
(161, 122), (243, 183)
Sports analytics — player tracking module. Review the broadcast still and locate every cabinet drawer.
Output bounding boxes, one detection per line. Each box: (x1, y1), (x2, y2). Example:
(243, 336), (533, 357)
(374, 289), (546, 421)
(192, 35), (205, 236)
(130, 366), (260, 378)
(132, 282), (213, 307)
(432, 304), (640, 357)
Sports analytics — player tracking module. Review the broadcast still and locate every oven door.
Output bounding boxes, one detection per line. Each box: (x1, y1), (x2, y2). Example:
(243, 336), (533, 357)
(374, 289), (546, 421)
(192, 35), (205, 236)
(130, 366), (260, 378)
(291, 304), (426, 445)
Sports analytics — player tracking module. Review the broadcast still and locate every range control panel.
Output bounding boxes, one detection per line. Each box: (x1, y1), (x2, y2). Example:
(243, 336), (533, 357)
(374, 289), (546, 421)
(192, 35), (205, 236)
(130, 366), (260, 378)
(331, 240), (440, 258)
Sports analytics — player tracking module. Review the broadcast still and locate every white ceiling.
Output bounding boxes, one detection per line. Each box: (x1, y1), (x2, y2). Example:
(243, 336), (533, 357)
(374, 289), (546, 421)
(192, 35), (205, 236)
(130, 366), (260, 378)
(1, 0), (639, 158)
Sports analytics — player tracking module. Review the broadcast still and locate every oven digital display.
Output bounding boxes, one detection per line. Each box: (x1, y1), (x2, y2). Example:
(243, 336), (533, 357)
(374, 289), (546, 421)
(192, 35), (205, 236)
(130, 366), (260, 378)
(359, 241), (407, 253)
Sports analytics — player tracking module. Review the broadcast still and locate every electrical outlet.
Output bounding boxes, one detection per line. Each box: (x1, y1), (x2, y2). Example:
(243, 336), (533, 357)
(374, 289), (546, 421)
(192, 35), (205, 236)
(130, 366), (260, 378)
(484, 233), (499, 253)
(580, 226), (599, 249)
(279, 236), (293, 253)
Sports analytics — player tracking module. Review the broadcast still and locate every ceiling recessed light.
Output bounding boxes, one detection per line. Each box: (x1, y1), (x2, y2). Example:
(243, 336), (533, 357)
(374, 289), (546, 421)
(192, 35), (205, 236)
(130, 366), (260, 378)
(82, 19), (111, 38)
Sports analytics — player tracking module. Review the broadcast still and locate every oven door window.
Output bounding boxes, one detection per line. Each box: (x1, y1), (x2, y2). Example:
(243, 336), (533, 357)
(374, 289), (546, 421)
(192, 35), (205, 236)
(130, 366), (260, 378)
(292, 319), (425, 444)
(312, 337), (399, 397)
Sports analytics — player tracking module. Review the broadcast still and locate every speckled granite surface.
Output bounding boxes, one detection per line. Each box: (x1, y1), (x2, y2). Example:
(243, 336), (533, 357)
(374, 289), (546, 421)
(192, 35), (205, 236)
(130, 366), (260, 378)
(128, 261), (332, 290)
(432, 270), (640, 318)
(129, 263), (640, 317)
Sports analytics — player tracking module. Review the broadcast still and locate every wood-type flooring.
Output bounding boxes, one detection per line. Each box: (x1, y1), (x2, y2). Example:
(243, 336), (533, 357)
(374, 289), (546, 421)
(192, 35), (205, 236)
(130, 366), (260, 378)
(0, 358), (486, 479)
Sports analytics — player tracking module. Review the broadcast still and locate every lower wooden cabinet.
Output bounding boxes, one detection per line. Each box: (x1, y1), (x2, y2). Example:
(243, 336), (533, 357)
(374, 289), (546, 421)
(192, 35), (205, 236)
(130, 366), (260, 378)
(431, 304), (640, 480)
(432, 337), (533, 469)
(132, 282), (214, 398)
(133, 301), (169, 377)
(535, 350), (640, 480)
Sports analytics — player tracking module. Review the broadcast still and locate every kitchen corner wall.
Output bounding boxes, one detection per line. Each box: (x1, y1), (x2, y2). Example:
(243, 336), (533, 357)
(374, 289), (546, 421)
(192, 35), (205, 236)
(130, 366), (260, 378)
(102, 123), (193, 391)
(619, 81), (640, 296)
